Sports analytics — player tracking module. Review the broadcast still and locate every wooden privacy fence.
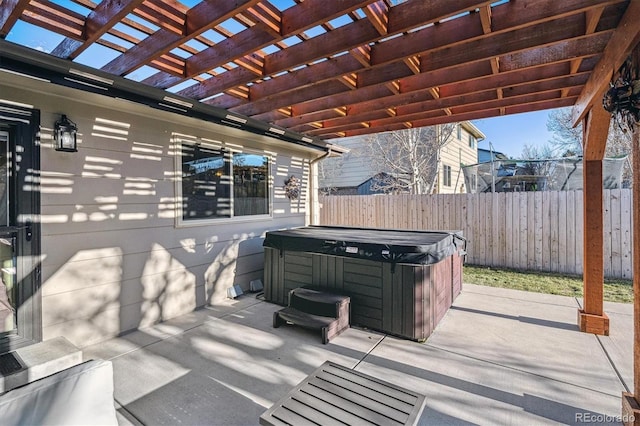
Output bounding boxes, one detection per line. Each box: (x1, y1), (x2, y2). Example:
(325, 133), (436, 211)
(318, 189), (633, 279)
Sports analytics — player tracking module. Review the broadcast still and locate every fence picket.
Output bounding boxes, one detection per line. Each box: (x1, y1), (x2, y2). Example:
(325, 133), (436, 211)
(622, 188), (633, 278)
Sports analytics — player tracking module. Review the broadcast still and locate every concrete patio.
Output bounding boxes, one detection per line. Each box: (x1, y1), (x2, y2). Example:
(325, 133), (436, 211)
(82, 283), (633, 425)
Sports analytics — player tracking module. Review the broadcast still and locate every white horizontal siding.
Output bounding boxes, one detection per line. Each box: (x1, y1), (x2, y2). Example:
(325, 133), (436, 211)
(3, 77), (316, 347)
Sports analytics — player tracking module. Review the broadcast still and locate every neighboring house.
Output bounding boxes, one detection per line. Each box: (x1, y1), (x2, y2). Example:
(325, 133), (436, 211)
(323, 172), (403, 196)
(319, 122), (486, 195)
(0, 47), (335, 351)
(437, 122), (486, 194)
(477, 147), (509, 163)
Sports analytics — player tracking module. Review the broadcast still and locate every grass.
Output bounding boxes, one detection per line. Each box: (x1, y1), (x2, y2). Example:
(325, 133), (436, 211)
(463, 265), (633, 303)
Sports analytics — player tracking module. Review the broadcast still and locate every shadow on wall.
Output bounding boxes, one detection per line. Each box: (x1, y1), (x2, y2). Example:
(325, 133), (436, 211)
(43, 235), (264, 348)
(205, 237), (264, 305)
(37, 115), (297, 348)
(118, 236), (264, 337)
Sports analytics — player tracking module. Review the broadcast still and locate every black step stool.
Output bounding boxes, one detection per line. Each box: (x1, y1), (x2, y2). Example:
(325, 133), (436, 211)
(273, 288), (350, 344)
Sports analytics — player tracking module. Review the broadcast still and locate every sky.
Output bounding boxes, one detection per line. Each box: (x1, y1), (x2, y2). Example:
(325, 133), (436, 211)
(473, 109), (561, 159)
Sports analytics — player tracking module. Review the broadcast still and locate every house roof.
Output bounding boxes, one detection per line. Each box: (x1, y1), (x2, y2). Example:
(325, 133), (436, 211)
(477, 147), (508, 161)
(0, 0), (638, 141)
(461, 121), (486, 140)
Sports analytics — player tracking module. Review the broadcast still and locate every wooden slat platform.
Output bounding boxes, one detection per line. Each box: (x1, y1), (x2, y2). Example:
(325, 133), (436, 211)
(259, 361), (427, 426)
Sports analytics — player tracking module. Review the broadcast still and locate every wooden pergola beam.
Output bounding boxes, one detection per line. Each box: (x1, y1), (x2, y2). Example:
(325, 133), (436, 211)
(310, 72), (588, 134)
(572, 0), (640, 126)
(186, 23), (277, 77)
(51, 0), (145, 60)
(306, 95), (579, 137)
(270, 49), (597, 133)
(0, 0), (35, 37)
(232, 13), (608, 118)
(182, 0), (493, 100)
(102, 0), (261, 76)
(242, 9), (610, 118)
(252, 54), (367, 100)
(166, 0), (613, 108)
(333, 97), (577, 138)
(306, 88), (582, 136)
(577, 104), (610, 335)
(21, 1), (85, 40)
(312, 26), (605, 112)
(142, 0), (376, 89)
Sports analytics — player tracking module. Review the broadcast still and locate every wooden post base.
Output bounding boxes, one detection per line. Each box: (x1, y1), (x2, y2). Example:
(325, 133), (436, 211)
(578, 309), (610, 335)
(622, 392), (640, 425)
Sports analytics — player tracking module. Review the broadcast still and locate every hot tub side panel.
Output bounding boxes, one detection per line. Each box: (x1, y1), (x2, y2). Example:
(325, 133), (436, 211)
(340, 258), (383, 331)
(382, 263), (430, 341)
(263, 246), (462, 341)
(431, 256), (453, 330)
(452, 251), (463, 299)
(264, 248), (315, 305)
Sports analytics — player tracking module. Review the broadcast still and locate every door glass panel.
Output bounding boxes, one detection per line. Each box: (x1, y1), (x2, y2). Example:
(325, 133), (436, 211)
(0, 235), (15, 334)
(0, 131), (15, 333)
(0, 131), (7, 226)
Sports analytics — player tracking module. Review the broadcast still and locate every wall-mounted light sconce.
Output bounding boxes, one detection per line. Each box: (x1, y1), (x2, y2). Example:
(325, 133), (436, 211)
(54, 114), (77, 152)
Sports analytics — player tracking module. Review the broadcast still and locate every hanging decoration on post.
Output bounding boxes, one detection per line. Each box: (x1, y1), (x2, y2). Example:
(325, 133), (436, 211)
(283, 175), (301, 200)
(602, 50), (640, 131)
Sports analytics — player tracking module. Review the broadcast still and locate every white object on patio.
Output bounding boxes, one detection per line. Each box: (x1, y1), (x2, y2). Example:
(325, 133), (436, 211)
(0, 359), (118, 425)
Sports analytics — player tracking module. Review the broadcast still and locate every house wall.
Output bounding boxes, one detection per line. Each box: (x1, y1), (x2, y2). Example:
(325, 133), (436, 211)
(437, 124), (479, 194)
(319, 135), (374, 191)
(0, 74), (318, 348)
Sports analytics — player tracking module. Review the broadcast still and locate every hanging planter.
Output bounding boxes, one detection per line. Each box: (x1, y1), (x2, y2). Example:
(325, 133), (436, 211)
(284, 175), (301, 200)
(603, 50), (640, 131)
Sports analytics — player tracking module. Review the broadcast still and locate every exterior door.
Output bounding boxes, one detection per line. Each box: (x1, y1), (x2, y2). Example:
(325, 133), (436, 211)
(0, 131), (17, 335)
(0, 103), (41, 353)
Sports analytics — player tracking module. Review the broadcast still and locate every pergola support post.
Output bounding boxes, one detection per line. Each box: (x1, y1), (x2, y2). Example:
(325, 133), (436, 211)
(622, 125), (640, 425)
(578, 159), (609, 335)
(578, 106), (610, 335)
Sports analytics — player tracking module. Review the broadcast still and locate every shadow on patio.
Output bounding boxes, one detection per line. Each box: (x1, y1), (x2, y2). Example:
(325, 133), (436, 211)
(82, 283), (632, 426)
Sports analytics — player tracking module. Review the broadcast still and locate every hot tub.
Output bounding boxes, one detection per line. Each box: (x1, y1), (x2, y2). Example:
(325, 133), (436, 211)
(263, 226), (465, 341)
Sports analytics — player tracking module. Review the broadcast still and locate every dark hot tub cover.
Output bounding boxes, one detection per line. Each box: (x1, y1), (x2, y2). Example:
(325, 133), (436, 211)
(263, 225), (465, 265)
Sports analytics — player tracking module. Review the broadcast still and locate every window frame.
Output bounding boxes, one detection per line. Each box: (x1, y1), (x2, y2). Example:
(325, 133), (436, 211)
(443, 164), (452, 187)
(175, 138), (273, 227)
(0, 103), (42, 354)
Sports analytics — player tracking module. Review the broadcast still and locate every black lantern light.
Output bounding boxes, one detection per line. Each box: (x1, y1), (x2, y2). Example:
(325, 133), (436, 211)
(54, 114), (77, 152)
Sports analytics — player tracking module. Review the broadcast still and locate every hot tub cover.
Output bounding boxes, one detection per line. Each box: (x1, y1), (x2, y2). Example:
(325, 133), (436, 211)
(263, 226), (465, 265)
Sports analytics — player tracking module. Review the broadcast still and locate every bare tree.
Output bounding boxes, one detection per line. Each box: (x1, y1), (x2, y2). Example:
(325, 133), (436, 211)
(367, 124), (456, 194)
(547, 107), (633, 158)
(317, 153), (345, 195)
(546, 108), (583, 156)
(547, 107), (633, 185)
(518, 143), (555, 160)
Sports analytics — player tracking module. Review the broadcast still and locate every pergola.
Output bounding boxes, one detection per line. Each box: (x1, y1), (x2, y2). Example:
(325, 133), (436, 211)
(1, 0), (639, 420)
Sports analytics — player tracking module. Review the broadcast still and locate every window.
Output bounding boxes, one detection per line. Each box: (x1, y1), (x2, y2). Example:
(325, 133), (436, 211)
(443, 164), (452, 187)
(233, 153), (269, 216)
(457, 124), (461, 140)
(469, 134), (476, 149)
(180, 141), (269, 222)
